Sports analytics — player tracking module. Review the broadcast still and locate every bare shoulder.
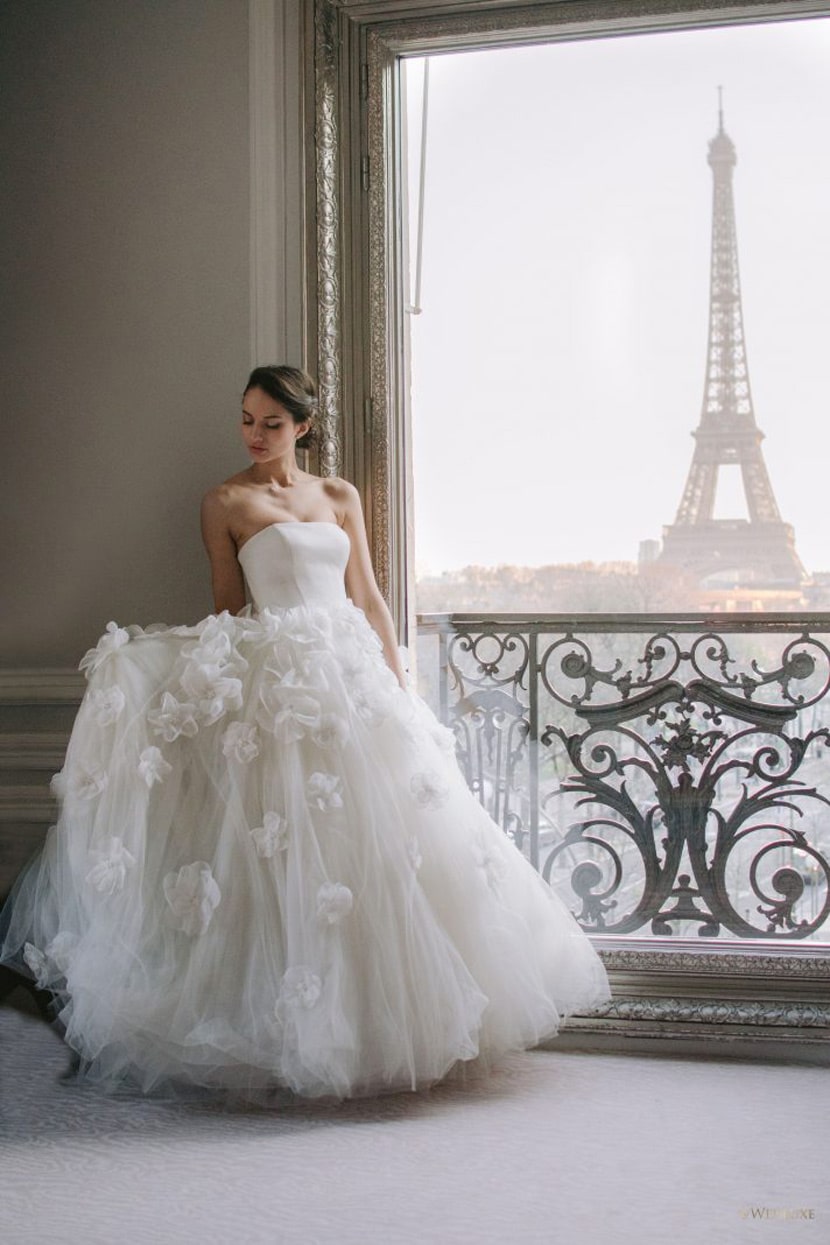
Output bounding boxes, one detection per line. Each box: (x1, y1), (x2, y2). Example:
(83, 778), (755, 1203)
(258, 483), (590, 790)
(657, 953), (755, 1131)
(202, 471), (250, 517)
(320, 476), (361, 518)
(200, 483), (228, 524)
(201, 477), (245, 544)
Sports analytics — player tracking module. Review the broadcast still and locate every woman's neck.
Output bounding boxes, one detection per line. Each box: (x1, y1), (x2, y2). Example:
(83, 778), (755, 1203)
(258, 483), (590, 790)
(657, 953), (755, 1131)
(248, 457), (305, 489)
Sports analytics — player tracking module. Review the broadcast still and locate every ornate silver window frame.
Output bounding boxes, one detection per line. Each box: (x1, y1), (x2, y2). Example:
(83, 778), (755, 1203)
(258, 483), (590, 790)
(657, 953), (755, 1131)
(306, 0), (830, 1054)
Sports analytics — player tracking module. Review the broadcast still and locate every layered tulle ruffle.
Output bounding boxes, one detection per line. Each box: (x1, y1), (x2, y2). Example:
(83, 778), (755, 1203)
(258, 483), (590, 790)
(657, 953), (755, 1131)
(1, 604), (609, 1099)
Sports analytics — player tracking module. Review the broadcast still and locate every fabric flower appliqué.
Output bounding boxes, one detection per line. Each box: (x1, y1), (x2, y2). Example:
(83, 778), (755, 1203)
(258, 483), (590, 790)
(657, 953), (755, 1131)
(138, 746), (172, 788)
(148, 692), (199, 742)
(316, 882), (353, 925)
(250, 812), (288, 858)
(350, 678), (392, 729)
(311, 713), (349, 751)
(50, 770), (67, 799)
(179, 663), (243, 726)
(23, 942), (50, 988)
(306, 771), (344, 813)
(85, 836), (137, 894)
(257, 677), (320, 743)
(275, 967), (322, 1019)
(79, 621), (130, 677)
(72, 765), (110, 801)
(222, 720), (260, 764)
(178, 615), (248, 726)
(24, 934), (78, 987)
(268, 612), (333, 678)
(163, 861), (221, 936)
(87, 685), (126, 727)
(181, 614), (239, 669)
(410, 771), (450, 810)
(473, 830), (509, 892)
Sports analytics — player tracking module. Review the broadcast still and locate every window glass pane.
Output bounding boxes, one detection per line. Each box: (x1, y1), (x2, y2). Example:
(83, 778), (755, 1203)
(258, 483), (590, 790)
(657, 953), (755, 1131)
(404, 19), (830, 615)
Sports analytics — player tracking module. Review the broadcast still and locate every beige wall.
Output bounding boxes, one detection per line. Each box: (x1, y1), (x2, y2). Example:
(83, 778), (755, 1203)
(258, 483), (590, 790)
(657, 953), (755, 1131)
(0, 0), (254, 666)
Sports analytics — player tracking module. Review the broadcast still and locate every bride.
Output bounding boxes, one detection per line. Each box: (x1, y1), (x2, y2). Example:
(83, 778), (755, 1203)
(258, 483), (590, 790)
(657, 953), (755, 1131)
(0, 365), (610, 1100)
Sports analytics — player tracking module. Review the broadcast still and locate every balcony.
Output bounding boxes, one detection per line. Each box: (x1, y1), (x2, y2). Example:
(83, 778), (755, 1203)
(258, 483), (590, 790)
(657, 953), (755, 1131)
(416, 611), (830, 1057)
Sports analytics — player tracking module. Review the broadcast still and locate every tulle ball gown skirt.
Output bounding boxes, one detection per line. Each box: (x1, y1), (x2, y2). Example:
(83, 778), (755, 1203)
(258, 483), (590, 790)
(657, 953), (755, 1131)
(0, 523), (610, 1099)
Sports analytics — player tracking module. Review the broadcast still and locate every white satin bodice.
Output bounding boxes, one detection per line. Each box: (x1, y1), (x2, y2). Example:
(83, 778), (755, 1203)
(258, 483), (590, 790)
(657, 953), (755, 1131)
(237, 521), (350, 611)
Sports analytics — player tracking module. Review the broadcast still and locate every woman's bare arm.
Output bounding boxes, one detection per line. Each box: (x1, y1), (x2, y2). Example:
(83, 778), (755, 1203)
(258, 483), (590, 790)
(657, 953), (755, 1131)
(336, 481), (407, 689)
(200, 489), (247, 615)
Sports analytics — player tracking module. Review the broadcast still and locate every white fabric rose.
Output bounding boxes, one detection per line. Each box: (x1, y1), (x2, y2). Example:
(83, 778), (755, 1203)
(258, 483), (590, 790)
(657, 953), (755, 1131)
(163, 861), (221, 936)
(148, 692), (199, 742)
(316, 882), (353, 925)
(221, 721), (260, 764)
(263, 613), (332, 681)
(311, 713), (349, 750)
(88, 685), (126, 727)
(306, 771), (344, 812)
(250, 812), (288, 858)
(350, 678), (392, 728)
(86, 836), (137, 894)
(138, 746), (172, 788)
(181, 614), (241, 668)
(72, 765), (110, 801)
(23, 935), (76, 987)
(179, 663), (243, 725)
(258, 676), (320, 742)
(276, 967), (322, 1018)
(50, 770), (67, 799)
(178, 616), (248, 726)
(79, 621), (130, 676)
(410, 771), (450, 810)
(23, 942), (49, 988)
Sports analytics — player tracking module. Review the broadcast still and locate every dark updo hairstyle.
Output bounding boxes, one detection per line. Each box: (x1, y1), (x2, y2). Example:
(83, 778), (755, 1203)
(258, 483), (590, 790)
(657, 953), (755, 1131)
(244, 365), (318, 451)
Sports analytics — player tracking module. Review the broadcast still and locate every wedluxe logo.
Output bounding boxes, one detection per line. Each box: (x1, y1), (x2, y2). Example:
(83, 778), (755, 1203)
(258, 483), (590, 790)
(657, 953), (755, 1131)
(739, 1207), (816, 1221)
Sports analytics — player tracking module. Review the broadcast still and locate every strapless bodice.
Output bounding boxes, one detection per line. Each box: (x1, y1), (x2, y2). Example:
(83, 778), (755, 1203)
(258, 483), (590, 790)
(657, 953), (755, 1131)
(237, 522), (350, 611)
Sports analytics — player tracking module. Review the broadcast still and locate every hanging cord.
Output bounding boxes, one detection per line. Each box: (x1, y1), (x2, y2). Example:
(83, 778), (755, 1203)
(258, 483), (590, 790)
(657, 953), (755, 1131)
(406, 58), (430, 316)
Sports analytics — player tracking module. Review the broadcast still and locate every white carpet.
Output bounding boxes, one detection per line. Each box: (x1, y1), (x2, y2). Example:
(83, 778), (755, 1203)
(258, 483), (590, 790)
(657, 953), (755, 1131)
(1, 1004), (827, 1245)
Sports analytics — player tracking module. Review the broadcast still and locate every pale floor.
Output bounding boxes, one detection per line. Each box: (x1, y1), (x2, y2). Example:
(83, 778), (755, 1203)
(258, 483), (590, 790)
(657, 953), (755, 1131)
(0, 1003), (827, 1245)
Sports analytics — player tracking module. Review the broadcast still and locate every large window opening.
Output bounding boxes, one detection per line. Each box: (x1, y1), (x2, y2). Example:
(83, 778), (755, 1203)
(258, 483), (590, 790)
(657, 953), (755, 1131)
(398, 17), (830, 947)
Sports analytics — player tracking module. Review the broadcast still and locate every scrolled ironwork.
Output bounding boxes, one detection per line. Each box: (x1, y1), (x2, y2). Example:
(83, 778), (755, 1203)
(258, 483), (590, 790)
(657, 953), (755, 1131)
(541, 631), (685, 709)
(446, 628), (530, 698)
(420, 614), (830, 942)
(688, 632), (830, 708)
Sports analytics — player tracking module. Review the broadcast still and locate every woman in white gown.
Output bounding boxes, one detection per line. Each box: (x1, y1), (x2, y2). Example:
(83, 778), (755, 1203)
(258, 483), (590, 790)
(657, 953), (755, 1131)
(0, 365), (610, 1100)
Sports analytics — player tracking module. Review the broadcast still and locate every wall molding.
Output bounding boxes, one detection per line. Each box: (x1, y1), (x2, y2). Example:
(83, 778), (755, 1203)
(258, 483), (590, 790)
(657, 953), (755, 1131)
(0, 669), (85, 703)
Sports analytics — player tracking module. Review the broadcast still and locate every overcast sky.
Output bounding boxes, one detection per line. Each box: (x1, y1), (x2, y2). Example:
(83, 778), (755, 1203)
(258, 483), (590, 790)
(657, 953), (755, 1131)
(405, 17), (830, 578)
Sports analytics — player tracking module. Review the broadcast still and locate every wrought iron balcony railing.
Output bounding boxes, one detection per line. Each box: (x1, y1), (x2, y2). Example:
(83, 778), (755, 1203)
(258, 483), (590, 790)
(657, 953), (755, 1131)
(416, 612), (830, 943)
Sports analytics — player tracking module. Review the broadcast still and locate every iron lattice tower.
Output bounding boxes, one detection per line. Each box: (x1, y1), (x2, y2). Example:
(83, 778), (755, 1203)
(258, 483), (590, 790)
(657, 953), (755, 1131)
(660, 98), (804, 588)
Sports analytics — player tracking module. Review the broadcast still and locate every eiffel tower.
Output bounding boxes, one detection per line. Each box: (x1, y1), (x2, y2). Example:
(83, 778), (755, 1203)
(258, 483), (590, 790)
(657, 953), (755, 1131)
(660, 96), (805, 590)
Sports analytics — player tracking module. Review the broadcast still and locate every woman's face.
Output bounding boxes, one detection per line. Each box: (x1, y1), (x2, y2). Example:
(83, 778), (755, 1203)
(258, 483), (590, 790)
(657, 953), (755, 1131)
(242, 386), (308, 464)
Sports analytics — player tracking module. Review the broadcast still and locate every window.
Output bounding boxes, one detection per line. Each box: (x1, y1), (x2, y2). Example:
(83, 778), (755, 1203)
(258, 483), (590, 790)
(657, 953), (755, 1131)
(308, 0), (830, 1052)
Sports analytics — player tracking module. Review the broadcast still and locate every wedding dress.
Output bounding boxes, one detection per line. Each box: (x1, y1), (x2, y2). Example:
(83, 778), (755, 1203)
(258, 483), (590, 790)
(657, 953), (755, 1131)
(0, 522), (610, 1099)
